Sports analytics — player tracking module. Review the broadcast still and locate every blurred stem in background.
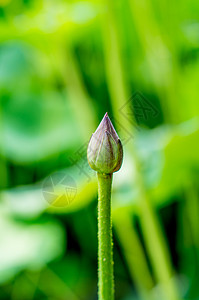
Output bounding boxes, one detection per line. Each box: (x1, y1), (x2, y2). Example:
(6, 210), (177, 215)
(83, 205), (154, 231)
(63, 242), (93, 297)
(11, 271), (41, 300)
(25, 268), (81, 300)
(100, 1), (181, 299)
(183, 177), (199, 249)
(178, 177), (199, 298)
(128, 0), (180, 124)
(49, 41), (97, 141)
(113, 211), (155, 300)
(0, 156), (8, 189)
(0, 108), (8, 189)
(63, 44), (97, 138)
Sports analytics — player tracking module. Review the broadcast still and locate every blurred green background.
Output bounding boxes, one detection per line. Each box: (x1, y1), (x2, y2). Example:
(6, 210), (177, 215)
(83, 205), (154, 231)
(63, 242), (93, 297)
(0, 0), (199, 299)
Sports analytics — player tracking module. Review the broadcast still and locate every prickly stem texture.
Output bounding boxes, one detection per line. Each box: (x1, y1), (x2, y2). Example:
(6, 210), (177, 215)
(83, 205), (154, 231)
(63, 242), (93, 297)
(97, 172), (114, 300)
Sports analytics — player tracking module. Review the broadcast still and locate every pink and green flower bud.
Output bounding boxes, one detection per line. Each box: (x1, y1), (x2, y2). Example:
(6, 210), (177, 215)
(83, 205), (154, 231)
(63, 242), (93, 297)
(87, 112), (123, 174)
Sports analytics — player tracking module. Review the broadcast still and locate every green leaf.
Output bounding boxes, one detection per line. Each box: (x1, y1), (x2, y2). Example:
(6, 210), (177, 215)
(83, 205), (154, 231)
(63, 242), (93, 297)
(0, 211), (65, 283)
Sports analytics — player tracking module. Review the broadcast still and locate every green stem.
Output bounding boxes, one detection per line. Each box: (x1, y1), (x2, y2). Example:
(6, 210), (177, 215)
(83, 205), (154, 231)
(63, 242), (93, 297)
(97, 172), (114, 300)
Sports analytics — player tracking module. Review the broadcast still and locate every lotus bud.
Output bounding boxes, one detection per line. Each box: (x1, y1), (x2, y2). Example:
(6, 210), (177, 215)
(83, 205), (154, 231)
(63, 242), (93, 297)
(87, 112), (123, 174)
